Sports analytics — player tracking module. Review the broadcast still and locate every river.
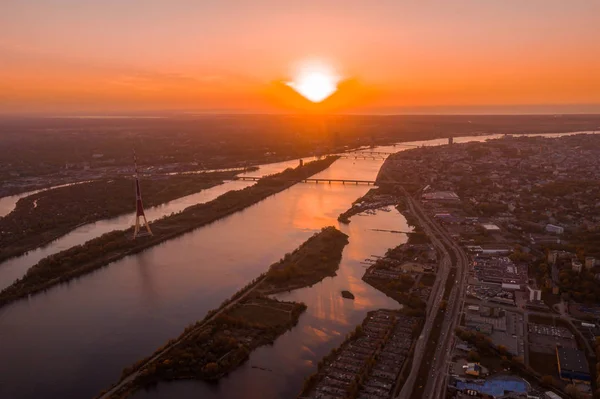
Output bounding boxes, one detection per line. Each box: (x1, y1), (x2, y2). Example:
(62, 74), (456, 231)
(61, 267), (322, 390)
(131, 207), (407, 399)
(0, 157), (316, 291)
(0, 180), (94, 218)
(0, 131), (595, 399)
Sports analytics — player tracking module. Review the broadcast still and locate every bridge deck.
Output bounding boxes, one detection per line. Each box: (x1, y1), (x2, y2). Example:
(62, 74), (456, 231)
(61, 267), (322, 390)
(233, 176), (377, 185)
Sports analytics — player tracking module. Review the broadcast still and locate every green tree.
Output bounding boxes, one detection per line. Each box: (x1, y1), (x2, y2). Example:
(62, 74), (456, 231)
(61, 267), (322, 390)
(467, 350), (480, 362)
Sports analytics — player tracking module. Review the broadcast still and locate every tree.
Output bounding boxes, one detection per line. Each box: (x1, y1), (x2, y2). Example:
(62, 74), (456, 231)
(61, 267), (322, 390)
(565, 384), (582, 399)
(541, 375), (554, 387)
(497, 345), (508, 356)
(467, 350), (480, 362)
(202, 362), (219, 375)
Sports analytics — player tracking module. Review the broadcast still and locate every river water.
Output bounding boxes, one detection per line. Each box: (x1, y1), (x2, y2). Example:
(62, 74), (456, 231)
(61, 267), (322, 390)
(0, 131), (595, 399)
(0, 157), (314, 291)
(132, 208), (406, 399)
(0, 180), (94, 218)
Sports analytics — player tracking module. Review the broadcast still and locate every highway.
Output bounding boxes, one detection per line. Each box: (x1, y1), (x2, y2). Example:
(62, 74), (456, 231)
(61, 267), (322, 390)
(395, 189), (469, 399)
(424, 211), (469, 399)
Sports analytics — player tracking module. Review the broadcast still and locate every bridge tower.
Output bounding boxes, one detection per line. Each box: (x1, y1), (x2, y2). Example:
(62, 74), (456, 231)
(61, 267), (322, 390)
(133, 151), (152, 239)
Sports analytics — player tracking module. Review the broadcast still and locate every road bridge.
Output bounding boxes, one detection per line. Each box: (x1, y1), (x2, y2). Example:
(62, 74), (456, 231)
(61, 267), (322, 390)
(233, 176), (377, 185)
(351, 151), (395, 156)
(339, 154), (387, 160)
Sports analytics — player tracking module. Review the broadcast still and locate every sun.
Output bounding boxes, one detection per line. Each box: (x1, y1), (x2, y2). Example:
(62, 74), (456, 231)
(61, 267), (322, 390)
(287, 63), (339, 103)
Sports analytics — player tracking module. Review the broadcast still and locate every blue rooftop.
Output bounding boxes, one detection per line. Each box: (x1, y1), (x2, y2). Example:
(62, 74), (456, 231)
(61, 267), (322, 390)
(456, 376), (528, 397)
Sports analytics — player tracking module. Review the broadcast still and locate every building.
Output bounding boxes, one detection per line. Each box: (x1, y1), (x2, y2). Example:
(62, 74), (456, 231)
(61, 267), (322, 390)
(479, 247), (512, 256)
(434, 213), (461, 224)
(452, 375), (529, 398)
(479, 306), (504, 318)
(548, 250), (576, 265)
(421, 191), (460, 201)
(556, 347), (591, 384)
(502, 283), (521, 291)
(572, 259), (583, 273)
(466, 321), (493, 335)
(545, 224), (564, 235)
(481, 223), (501, 232)
(465, 362), (483, 377)
(585, 257), (595, 270)
(527, 286), (542, 301)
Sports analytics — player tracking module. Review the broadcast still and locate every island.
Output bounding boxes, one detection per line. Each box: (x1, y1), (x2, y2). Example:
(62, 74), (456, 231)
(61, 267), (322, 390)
(341, 290), (355, 300)
(0, 157), (340, 308)
(257, 226), (349, 294)
(0, 171), (239, 263)
(97, 226), (349, 399)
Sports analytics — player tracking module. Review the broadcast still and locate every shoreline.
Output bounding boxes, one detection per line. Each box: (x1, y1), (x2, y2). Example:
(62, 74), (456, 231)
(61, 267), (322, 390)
(0, 173), (238, 264)
(98, 226), (349, 399)
(0, 157), (340, 309)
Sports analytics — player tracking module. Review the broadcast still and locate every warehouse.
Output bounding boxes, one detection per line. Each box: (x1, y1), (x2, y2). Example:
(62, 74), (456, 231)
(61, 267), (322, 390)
(556, 347), (590, 384)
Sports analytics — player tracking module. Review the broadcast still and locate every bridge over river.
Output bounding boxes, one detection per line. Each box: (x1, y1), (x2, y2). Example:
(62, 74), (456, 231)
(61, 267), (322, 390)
(233, 176), (378, 185)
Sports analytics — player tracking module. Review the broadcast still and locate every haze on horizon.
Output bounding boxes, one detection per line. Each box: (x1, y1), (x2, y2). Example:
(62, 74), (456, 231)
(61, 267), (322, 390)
(1, 0), (599, 115)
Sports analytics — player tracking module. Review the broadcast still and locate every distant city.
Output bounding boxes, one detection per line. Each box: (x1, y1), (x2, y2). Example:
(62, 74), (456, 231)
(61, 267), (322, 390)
(0, 115), (599, 399)
(2, 1), (600, 398)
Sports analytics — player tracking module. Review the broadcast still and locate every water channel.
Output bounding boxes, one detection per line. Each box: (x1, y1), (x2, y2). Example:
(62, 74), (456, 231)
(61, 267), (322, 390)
(0, 180), (94, 218)
(0, 131), (594, 399)
(0, 157), (316, 291)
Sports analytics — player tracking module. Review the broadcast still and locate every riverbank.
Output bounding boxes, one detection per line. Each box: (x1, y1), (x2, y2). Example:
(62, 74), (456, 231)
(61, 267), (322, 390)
(98, 226), (349, 399)
(106, 296), (307, 399)
(362, 236), (432, 316)
(0, 157), (339, 308)
(258, 226), (349, 294)
(0, 172), (239, 263)
(299, 309), (419, 399)
(337, 188), (401, 224)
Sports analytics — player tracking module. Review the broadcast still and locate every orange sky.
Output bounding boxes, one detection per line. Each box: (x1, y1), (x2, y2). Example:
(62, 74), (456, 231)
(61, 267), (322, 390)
(1, 1), (599, 114)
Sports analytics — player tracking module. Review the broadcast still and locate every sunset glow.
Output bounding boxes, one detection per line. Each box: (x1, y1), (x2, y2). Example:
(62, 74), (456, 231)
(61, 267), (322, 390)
(287, 64), (339, 103)
(1, 1), (600, 114)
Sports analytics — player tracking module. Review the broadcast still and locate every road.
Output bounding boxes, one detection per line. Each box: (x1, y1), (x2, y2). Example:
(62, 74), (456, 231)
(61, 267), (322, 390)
(423, 213), (469, 399)
(396, 189), (468, 399)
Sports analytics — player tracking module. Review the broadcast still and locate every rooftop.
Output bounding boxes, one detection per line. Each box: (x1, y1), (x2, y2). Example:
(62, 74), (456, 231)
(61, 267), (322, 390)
(557, 347), (590, 374)
(481, 223), (501, 231)
(422, 191), (459, 201)
(455, 375), (528, 397)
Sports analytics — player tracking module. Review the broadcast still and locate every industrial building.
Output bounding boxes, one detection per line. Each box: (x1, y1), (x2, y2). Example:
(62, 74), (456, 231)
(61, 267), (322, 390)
(527, 286), (542, 301)
(545, 224), (564, 235)
(556, 347), (590, 384)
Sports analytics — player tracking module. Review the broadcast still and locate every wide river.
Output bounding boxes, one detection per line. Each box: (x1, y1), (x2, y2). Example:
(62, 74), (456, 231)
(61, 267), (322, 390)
(0, 157), (319, 291)
(0, 131), (593, 399)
